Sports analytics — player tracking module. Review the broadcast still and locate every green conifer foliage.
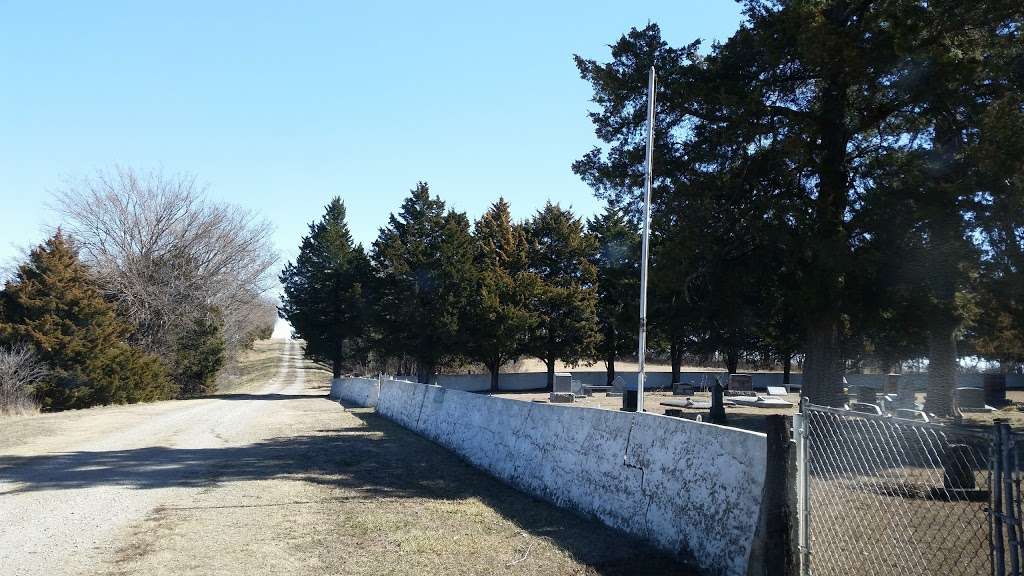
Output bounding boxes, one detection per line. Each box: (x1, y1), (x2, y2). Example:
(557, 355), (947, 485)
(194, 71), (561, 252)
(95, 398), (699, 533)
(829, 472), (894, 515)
(280, 198), (372, 377)
(0, 232), (175, 410)
(525, 203), (600, 389)
(464, 198), (540, 391)
(370, 183), (474, 383)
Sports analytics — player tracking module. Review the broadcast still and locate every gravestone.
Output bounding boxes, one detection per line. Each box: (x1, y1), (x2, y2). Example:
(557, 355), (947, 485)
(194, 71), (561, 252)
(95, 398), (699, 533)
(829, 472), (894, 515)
(955, 387), (993, 412)
(884, 373), (900, 395)
(550, 392), (575, 403)
(896, 376), (918, 408)
(941, 443), (977, 492)
(552, 372), (573, 394)
(984, 373), (1007, 407)
(672, 382), (695, 396)
(728, 373), (753, 394)
(855, 385), (877, 404)
(709, 379), (726, 424)
(609, 375), (625, 397)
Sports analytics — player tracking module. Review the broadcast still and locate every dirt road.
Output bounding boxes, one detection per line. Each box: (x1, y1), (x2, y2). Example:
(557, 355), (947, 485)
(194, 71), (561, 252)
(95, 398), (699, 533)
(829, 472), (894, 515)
(0, 340), (685, 576)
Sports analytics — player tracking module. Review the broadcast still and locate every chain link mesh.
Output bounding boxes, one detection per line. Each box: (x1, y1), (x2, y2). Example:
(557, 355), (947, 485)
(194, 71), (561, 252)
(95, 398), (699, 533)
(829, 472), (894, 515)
(802, 406), (1000, 576)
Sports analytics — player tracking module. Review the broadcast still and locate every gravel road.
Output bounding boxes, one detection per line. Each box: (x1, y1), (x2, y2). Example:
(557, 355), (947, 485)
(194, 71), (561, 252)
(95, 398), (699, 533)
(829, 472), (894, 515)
(1, 338), (688, 576)
(0, 339), (324, 576)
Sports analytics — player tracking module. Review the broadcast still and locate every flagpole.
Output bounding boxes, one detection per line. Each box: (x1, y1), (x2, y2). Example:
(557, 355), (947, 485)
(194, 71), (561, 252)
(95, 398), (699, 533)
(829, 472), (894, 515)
(637, 66), (655, 413)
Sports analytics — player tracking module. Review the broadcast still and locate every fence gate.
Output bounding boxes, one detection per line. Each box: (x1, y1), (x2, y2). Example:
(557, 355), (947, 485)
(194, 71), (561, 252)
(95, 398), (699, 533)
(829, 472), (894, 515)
(795, 402), (1024, 576)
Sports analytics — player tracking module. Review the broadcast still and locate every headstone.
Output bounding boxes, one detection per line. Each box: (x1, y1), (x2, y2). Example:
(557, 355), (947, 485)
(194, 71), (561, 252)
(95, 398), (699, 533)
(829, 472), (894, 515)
(609, 375), (625, 397)
(552, 372), (573, 395)
(855, 385), (877, 404)
(955, 387), (993, 412)
(672, 382), (695, 396)
(766, 386), (788, 397)
(984, 373), (1007, 407)
(709, 379), (726, 424)
(729, 373), (753, 394)
(884, 373), (900, 395)
(550, 392), (574, 403)
(622, 389), (638, 411)
(941, 443), (977, 492)
(896, 376), (917, 408)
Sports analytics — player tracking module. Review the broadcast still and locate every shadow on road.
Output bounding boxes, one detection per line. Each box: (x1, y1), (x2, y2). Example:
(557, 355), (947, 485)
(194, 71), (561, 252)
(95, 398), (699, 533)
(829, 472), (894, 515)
(0, 402), (692, 575)
(199, 392), (326, 402)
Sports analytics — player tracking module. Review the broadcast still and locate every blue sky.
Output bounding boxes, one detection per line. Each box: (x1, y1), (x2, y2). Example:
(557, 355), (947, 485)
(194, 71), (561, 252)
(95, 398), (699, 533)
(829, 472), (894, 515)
(0, 1), (744, 276)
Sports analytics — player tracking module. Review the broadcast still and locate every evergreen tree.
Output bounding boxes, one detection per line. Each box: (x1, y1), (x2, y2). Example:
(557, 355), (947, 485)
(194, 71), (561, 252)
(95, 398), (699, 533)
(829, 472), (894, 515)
(173, 310), (226, 397)
(587, 206), (639, 384)
(0, 232), (175, 410)
(280, 198), (372, 378)
(525, 203), (600, 389)
(370, 183), (475, 383)
(464, 199), (539, 392)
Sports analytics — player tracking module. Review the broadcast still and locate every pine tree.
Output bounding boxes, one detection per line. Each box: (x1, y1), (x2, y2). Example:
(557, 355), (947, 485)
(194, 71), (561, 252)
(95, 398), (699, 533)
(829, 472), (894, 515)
(173, 310), (226, 397)
(587, 206), (639, 385)
(464, 199), (539, 392)
(370, 183), (474, 383)
(280, 198), (372, 378)
(0, 232), (174, 410)
(525, 203), (600, 389)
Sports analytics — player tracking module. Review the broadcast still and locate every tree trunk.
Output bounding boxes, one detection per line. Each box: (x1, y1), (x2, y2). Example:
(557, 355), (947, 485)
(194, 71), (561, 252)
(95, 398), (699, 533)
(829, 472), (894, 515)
(488, 361), (500, 394)
(545, 358), (555, 391)
(417, 361), (435, 385)
(606, 352), (616, 386)
(800, 52), (850, 408)
(922, 121), (964, 419)
(925, 315), (958, 417)
(670, 340), (682, 384)
(782, 353), (792, 386)
(332, 357), (342, 379)
(726, 348), (739, 375)
(802, 318), (846, 407)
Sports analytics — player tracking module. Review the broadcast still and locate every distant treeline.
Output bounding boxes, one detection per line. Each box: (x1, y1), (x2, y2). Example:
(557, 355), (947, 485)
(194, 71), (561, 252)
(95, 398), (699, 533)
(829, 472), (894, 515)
(0, 168), (278, 413)
(284, 2), (1024, 417)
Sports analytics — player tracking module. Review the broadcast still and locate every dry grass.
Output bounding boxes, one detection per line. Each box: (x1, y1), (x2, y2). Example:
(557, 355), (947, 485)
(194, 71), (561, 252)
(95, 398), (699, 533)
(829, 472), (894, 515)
(288, 407), (696, 576)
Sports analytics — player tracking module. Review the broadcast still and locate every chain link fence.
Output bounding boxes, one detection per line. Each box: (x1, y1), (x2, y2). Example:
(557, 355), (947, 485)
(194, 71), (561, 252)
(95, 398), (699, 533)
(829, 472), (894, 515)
(796, 403), (1024, 576)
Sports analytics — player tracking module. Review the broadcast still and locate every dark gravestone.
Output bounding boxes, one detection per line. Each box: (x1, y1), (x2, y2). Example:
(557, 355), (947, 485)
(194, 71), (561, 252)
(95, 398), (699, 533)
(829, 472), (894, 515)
(622, 389), (638, 412)
(941, 443), (977, 492)
(709, 379), (726, 424)
(984, 373), (1007, 407)
(729, 373), (753, 394)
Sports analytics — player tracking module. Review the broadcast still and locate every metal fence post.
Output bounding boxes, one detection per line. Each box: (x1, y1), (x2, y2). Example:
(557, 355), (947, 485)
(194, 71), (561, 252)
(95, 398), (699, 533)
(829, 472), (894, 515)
(1000, 422), (1021, 576)
(794, 400), (810, 576)
(995, 422), (1006, 576)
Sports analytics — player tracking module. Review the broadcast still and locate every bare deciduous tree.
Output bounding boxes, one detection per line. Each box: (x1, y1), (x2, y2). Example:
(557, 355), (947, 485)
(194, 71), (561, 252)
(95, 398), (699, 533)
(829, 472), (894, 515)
(0, 344), (47, 415)
(53, 167), (279, 364)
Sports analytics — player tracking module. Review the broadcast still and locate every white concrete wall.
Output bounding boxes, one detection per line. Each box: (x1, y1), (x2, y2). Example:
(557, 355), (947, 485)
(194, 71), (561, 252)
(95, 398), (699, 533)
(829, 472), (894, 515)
(329, 377), (381, 407)
(371, 377), (766, 576)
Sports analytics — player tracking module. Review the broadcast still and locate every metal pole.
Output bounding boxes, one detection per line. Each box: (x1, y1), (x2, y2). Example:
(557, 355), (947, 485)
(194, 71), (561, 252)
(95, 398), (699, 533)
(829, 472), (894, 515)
(636, 66), (655, 413)
(797, 398), (811, 575)
(1002, 423), (1021, 575)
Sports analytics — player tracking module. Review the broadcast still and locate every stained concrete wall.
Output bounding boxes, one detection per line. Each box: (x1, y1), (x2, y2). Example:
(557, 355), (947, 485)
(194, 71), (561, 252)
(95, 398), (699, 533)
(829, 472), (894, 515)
(371, 377), (766, 576)
(409, 370), (1024, 393)
(329, 377), (381, 407)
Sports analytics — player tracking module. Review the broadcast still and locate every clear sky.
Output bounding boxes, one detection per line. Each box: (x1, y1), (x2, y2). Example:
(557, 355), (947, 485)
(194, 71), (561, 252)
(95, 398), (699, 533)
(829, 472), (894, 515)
(0, 1), (744, 277)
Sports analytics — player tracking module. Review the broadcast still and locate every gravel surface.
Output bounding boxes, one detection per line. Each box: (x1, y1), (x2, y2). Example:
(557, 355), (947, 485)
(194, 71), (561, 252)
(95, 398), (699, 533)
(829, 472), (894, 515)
(0, 340), (688, 576)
